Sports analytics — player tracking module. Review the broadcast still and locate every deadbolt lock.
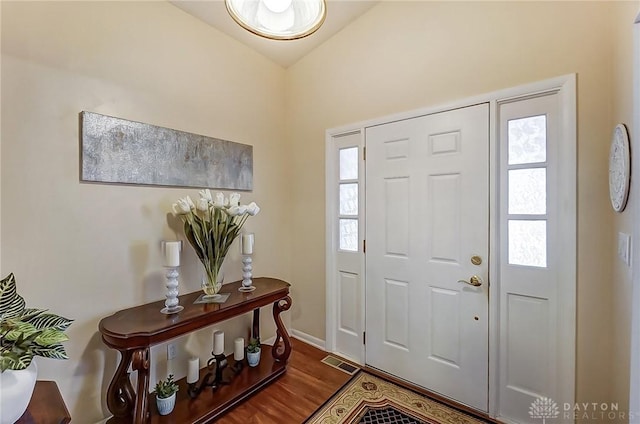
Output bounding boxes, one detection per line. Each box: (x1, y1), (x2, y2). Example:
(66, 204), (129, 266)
(471, 255), (482, 266)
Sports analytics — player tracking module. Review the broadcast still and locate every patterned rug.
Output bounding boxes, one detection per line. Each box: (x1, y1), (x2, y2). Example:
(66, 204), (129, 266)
(305, 372), (488, 424)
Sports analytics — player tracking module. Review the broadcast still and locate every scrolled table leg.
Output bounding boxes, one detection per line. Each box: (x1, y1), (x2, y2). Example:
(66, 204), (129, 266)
(271, 296), (292, 362)
(132, 347), (151, 424)
(106, 348), (136, 418)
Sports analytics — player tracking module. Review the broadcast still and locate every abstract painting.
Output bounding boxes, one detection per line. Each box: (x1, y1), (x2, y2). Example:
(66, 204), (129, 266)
(81, 112), (253, 190)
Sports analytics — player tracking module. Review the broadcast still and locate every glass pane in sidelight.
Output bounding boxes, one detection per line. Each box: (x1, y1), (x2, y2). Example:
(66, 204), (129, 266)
(508, 220), (547, 267)
(339, 219), (358, 251)
(340, 147), (358, 180)
(339, 183), (358, 216)
(508, 168), (546, 215)
(508, 115), (547, 165)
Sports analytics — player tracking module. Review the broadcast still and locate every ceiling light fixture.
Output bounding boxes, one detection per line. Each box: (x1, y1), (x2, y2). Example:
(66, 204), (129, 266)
(225, 0), (327, 40)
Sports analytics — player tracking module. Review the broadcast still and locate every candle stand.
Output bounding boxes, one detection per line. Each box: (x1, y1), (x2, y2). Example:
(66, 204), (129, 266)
(161, 241), (183, 314)
(239, 233), (255, 292)
(187, 352), (229, 399)
(160, 267), (183, 314)
(239, 256), (254, 292)
(186, 351), (248, 399)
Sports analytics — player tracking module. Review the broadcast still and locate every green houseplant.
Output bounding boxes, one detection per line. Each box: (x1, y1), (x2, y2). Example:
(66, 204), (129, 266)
(154, 374), (179, 399)
(246, 337), (261, 367)
(154, 374), (179, 415)
(0, 273), (73, 424)
(0, 273), (72, 371)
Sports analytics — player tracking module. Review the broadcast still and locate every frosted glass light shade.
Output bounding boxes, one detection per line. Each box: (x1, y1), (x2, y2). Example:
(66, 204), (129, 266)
(225, 0), (326, 40)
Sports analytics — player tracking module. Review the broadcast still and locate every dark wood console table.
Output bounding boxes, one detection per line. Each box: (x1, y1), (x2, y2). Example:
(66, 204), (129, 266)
(99, 278), (292, 424)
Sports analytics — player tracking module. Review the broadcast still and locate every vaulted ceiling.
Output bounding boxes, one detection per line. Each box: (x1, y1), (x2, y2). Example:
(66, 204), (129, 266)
(170, 1), (378, 68)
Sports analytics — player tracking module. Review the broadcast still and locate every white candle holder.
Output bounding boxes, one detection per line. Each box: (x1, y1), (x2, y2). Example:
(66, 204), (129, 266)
(239, 256), (254, 292)
(160, 267), (184, 314)
(239, 233), (255, 292)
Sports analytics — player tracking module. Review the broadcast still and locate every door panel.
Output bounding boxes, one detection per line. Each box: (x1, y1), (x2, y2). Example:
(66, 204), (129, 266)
(505, 294), (549, 396)
(365, 104), (489, 411)
(384, 178), (410, 255)
(384, 279), (410, 349)
(338, 271), (359, 337)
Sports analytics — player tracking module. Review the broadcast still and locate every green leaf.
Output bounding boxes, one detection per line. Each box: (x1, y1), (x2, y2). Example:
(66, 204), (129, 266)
(2, 320), (40, 342)
(31, 343), (68, 360)
(0, 273), (25, 319)
(0, 351), (33, 371)
(20, 308), (47, 321)
(25, 313), (73, 331)
(34, 328), (69, 346)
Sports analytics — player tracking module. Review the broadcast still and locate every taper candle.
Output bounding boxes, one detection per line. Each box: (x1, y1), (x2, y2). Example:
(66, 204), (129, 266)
(164, 241), (181, 267)
(187, 357), (199, 384)
(241, 233), (254, 255)
(213, 330), (225, 355)
(234, 337), (245, 361)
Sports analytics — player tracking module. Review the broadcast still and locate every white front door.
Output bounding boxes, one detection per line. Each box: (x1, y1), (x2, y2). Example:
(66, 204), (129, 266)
(365, 104), (489, 411)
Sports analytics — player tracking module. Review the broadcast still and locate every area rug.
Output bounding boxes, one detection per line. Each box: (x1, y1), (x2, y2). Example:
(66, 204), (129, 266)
(305, 371), (487, 424)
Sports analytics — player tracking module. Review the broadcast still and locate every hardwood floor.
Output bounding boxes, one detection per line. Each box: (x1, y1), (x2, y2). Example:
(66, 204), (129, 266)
(217, 338), (353, 424)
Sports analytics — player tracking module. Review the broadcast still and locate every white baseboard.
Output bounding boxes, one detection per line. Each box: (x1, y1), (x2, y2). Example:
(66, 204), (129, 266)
(291, 329), (326, 351)
(262, 328), (326, 351)
(262, 335), (277, 345)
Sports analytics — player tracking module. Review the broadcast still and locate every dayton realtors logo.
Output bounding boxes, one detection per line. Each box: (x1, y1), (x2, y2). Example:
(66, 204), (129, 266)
(529, 397), (560, 423)
(530, 397), (632, 421)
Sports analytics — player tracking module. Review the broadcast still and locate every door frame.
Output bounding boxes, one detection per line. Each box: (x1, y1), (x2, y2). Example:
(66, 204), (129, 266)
(629, 10), (640, 419)
(326, 74), (576, 419)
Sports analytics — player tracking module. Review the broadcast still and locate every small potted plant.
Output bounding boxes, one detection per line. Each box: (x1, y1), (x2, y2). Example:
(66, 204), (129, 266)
(154, 374), (179, 416)
(246, 337), (261, 367)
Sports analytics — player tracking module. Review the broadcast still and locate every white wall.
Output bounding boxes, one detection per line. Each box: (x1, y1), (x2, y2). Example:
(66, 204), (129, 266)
(3, 0), (639, 421)
(611, 2), (639, 418)
(1, 2), (290, 422)
(286, 0), (626, 408)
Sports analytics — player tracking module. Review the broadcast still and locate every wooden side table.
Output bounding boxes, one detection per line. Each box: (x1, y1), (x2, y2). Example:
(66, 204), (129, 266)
(17, 380), (71, 424)
(99, 277), (292, 424)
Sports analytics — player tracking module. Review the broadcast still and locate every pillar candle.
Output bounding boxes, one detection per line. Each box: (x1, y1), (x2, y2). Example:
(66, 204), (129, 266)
(164, 241), (181, 267)
(234, 337), (245, 361)
(187, 357), (199, 384)
(213, 330), (225, 355)
(241, 233), (254, 255)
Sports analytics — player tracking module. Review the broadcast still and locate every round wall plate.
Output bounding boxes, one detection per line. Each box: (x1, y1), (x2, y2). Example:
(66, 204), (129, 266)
(609, 123), (631, 212)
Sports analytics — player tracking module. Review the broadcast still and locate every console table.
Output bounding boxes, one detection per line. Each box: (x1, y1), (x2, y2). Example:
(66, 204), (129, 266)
(99, 278), (292, 424)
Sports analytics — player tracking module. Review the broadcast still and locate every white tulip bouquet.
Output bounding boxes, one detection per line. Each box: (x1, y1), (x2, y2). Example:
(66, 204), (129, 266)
(172, 190), (260, 296)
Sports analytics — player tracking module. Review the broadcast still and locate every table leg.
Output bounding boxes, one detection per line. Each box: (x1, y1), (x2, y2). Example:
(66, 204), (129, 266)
(106, 348), (136, 418)
(132, 347), (150, 424)
(272, 296), (292, 362)
(252, 308), (260, 341)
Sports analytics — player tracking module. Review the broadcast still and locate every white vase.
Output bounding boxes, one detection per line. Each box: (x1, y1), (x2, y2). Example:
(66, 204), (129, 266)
(0, 360), (38, 424)
(156, 392), (176, 416)
(247, 349), (261, 367)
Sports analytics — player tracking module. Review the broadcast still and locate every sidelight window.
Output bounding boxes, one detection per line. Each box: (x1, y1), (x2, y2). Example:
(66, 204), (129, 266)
(339, 147), (359, 251)
(506, 115), (548, 268)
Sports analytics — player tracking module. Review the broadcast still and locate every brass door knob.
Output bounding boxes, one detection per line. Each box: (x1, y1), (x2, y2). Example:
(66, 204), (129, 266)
(458, 275), (483, 287)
